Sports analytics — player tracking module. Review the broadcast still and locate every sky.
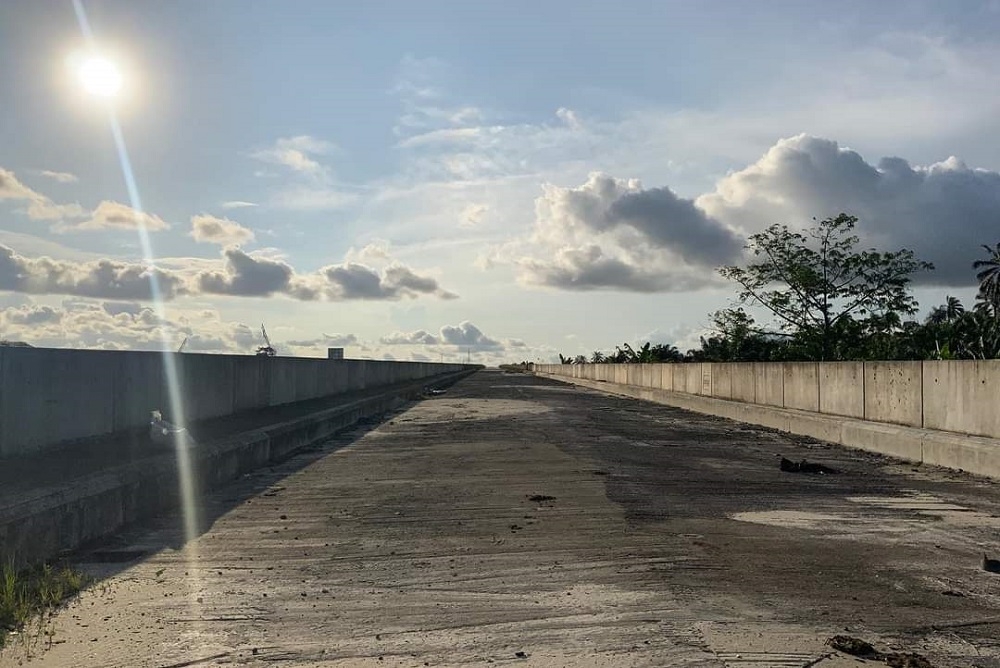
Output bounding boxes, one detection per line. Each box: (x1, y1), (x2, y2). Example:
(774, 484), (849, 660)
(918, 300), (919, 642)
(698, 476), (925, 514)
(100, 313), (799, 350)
(1, 0), (1000, 364)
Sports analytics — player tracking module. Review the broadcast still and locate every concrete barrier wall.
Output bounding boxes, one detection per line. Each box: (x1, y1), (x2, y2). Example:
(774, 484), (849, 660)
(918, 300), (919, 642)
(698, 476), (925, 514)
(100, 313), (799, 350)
(783, 362), (819, 412)
(923, 360), (1000, 439)
(0, 347), (472, 457)
(535, 360), (1000, 441)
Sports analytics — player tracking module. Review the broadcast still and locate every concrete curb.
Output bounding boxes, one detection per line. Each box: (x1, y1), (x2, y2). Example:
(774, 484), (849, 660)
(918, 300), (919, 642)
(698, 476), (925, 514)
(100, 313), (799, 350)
(536, 373), (1000, 481)
(0, 369), (476, 566)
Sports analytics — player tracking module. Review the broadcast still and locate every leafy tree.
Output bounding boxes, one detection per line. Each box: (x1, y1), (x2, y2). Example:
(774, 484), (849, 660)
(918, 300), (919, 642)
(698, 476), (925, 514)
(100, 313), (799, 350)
(974, 242), (1000, 311)
(719, 213), (934, 360)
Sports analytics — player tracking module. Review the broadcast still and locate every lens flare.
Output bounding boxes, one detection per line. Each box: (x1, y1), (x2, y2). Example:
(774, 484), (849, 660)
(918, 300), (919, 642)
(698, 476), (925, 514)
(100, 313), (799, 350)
(77, 55), (122, 97)
(72, 0), (206, 650)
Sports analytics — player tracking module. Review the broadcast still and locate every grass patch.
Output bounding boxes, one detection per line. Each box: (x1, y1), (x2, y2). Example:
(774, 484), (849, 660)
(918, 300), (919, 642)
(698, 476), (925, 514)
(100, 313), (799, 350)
(0, 558), (87, 649)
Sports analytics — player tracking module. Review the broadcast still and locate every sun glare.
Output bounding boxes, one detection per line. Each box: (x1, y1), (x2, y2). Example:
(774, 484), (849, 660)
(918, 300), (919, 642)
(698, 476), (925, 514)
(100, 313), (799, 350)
(77, 55), (123, 97)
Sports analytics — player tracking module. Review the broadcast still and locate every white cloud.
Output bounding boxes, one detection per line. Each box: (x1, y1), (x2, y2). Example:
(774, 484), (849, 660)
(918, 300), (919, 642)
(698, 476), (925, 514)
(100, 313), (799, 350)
(0, 168), (41, 202)
(190, 213), (256, 245)
(0, 300), (262, 353)
(380, 329), (439, 345)
(461, 203), (488, 227)
(39, 170), (78, 184)
(489, 135), (1000, 292)
(379, 321), (509, 353)
(221, 200), (258, 210)
(285, 333), (358, 347)
(252, 135), (336, 177)
(63, 200), (170, 233)
(697, 134), (1000, 284)
(0, 167), (86, 222)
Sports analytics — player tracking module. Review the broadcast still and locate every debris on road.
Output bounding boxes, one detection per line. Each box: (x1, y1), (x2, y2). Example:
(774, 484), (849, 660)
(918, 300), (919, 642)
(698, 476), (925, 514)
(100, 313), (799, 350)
(527, 494), (556, 502)
(826, 636), (935, 667)
(883, 652), (934, 668)
(983, 553), (1000, 573)
(827, 635), (876, 657)
(780, 456), (838, 475)
(423, 387), (447, 396)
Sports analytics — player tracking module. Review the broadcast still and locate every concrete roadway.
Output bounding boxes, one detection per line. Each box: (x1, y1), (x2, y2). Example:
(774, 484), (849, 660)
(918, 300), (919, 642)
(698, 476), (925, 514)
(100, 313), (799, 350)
(7, 370), (1000, 667)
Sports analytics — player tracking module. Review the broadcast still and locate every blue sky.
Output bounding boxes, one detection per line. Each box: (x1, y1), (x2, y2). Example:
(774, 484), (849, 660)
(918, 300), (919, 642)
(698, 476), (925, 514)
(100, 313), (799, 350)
(1, 0), (1000, 361)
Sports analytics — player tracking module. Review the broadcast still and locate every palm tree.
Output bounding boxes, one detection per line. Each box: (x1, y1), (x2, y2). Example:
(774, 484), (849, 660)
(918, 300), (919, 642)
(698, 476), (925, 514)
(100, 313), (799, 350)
(944, 296), (965, 322)
(973, 243), (1000, 311)
(590, 351), (605, 364)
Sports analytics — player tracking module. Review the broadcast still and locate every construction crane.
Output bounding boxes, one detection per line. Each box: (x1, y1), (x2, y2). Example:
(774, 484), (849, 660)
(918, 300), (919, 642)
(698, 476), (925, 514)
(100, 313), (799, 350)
(256, 323), (277, 357)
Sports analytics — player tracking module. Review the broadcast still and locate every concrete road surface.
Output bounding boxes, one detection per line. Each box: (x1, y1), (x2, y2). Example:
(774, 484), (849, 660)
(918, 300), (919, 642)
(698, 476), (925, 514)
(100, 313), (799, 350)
(6, 370), (1000, 667)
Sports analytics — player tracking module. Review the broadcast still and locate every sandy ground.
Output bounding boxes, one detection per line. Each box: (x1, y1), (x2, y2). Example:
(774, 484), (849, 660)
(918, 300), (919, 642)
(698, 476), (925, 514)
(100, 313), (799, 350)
(4, 370), (1000, 667)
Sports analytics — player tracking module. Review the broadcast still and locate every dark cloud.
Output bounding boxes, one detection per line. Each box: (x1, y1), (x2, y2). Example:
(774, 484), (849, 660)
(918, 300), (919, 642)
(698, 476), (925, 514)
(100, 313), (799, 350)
(321, 262), (456, 300)
(518, 244), (705, 292)
(609, 187), (743, 264)
(440, 321), (501, 349)
(197, 248), (293, 297)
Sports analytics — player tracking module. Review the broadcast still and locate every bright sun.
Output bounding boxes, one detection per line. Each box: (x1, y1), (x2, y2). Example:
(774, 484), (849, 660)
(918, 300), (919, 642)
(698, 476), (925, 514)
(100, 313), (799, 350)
(77, 55), (123, 97)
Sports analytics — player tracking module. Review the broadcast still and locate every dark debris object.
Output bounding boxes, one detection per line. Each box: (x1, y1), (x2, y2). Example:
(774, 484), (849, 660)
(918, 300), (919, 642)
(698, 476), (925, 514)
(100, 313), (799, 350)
(883, 652), (934, 668)
(780, 456), (839, 475)
(826, 636), (935, 668)
(826, 635), (877, 657)
(527, 494), (556, 502)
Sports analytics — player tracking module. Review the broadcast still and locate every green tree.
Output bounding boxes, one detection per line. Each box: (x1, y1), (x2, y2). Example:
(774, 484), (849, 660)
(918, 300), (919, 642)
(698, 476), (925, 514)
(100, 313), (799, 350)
(974, 242), (1000, 311)
(719, 213), (934, 360)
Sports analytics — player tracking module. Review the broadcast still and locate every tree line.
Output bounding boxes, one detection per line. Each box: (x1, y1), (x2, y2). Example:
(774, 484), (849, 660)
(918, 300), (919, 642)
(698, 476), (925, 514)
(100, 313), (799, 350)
(554, 214), (1000, 364)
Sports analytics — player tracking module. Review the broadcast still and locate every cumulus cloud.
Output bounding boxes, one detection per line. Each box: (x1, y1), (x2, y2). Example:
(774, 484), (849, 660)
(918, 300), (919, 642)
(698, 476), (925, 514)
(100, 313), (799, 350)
(286, 333), (358, 347)
(0, 168), (41, 202)
(195, 246), (457, 301)
(39, 170), (78, 184)
(0, 244), (185, 301)
(0, 241), (454, 305)
(381, 321), (504, 351)
(440, 321), (502, 349)
(3, 304), (62, 325)
(499, 172), (742, 292)
(696, 134), (1000, 284)
(0, 300), (263, 353)
(64, 200), (170, 233)
(197, 247), (293, 297)
(495, 135), (1000, 292)
(380, 330), (440, 345)
(190, 213), (256, 245)
(0, 167), (86, 222)
(320, 262), (456, 300)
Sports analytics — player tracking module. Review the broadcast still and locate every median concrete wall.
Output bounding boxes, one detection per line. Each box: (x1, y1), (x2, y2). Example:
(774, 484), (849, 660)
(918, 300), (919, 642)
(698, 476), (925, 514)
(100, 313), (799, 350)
(534, 360), (1000, 479)
(0, 347), (471, 457)
(1, 366), (478, 566)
